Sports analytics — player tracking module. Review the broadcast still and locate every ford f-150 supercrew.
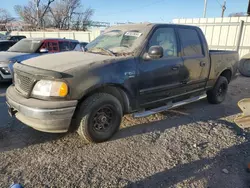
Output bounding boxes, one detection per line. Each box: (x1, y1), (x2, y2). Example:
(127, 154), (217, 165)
(6, 23), (239, 143)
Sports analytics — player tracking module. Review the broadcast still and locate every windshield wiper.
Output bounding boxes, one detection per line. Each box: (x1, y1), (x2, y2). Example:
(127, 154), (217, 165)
(88, 47), (115, 56)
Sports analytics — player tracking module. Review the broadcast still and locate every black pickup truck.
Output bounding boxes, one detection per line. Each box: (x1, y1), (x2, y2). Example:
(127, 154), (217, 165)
(6, 23), (239, 143)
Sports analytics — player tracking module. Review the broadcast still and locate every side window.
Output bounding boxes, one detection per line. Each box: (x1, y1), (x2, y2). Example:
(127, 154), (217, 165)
(52, 42), (58, 51)
(5, 43), (13, 50)
(0, 43), (6, 51)
(59, 41), (70, 51)
(48, 41), (59, 52)
(73, 44), (82, 51)
(1, 42), (14, 51)
(178, 28), (203, 56)
(69, 42), (78, 50)
(40, 42), (48, 50)
(148, 27), (177, 57)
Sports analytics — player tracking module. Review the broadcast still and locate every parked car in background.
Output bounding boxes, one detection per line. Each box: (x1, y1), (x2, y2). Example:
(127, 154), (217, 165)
(6, 35), (26, 42)
(6, 23), (239, 143)
(0, 40), (16, 51)
(80, 42), (88, 49)
(0, 38), (79, 82)
(73, 42), (89, 51)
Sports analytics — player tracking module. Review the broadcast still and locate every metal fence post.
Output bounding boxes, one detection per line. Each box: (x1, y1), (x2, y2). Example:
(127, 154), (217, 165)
(236, 20), (244, 52)
(88, 32), (91, 42)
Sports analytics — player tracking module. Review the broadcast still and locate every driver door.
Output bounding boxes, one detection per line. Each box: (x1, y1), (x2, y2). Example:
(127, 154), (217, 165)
(138, 26), (186, 106)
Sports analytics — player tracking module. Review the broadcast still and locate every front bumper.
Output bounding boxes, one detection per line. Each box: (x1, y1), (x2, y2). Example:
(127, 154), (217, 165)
(6, 86), (78, 133)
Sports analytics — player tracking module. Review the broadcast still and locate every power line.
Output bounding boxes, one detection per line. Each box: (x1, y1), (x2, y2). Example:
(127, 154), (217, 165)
(215, 0), (223, 7)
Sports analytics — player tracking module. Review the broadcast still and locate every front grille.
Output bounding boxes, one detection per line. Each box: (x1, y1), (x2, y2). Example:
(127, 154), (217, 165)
(14, 71), (35, 97)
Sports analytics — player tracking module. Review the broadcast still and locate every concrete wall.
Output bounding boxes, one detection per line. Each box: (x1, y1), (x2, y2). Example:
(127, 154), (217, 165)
(5, 29), (101, 42)
(173, 17), (250, 57)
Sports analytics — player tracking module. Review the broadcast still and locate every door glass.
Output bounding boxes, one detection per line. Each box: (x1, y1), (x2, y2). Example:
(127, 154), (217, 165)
(178, 28), (203, 56)
(48, 42), (53, 51)
(40, 42), (48, 50)
(59, 41), (70, 51)
(48, 41), (58, 52)
(0, 43), (7, 51)
(149, 28), (177, 57)
(69, 42), (78, 50)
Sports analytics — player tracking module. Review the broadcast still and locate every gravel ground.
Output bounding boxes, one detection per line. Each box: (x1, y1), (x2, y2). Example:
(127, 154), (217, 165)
(1, 76), (250, 188)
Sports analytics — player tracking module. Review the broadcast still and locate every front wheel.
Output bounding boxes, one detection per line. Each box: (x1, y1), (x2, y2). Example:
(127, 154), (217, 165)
(207, 76), (228, 104)
(76, 93), (123, 143)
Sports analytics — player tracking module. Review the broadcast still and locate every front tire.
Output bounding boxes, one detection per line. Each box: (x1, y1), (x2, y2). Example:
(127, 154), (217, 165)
(207, 76), (228, 104)
(76, 93), (122, 143)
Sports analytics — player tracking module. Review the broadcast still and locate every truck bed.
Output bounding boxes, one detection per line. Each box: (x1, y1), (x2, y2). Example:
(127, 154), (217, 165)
(208, 50), (239, 82)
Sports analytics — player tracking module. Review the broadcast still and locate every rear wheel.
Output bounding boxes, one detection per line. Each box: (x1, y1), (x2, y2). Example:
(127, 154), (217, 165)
(76, 93), (122, 143)
(207, 76), (228, 104)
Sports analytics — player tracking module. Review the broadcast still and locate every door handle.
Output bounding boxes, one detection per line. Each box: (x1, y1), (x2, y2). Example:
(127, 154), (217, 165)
(171, 65), (180, 71)
(200, 62), (206, 67)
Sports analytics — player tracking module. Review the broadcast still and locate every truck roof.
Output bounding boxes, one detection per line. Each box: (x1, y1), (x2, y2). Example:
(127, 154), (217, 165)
(106, 23), (200, 32)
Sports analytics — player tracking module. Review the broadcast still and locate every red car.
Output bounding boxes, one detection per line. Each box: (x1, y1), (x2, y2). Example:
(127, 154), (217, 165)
(38, 38), (80, 53)
(0, 38), (80, 82)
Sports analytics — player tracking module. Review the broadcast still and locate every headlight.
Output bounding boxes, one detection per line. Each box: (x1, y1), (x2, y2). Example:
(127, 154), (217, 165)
(0, 67), (11, 75)
(32, 80), (68, 97)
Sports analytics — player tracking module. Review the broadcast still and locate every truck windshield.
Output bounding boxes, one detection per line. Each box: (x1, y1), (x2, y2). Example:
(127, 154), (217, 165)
(86, 30), (143, 56)
(8, 39), (42, 53)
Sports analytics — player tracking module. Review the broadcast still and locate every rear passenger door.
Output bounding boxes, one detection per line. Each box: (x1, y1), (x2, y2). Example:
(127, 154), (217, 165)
(177, 27), (210, 91)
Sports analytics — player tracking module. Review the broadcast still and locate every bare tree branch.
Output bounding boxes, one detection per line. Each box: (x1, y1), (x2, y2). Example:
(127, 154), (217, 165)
(15, 0), (55, 29)
(15, 0), (94, 30)
(0, 8), (15, 31)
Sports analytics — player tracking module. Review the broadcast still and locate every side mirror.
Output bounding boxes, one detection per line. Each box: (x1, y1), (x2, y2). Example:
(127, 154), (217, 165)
(39, 48), (49, 53)
(147, 46), (163, 60)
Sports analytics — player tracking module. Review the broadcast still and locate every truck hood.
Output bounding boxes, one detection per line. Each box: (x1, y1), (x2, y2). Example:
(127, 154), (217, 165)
(22, 51), (118, 72)
(0, 51), (39, 64)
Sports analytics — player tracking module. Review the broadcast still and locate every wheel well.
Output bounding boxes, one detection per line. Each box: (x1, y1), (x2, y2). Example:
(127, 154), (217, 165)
(79, 85), (130, 114)
(220, 69), (232, 83)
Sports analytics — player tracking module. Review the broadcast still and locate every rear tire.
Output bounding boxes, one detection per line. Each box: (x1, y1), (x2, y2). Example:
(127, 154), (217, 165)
(207, 76), (228, 104)
(76, 93), (122, 143)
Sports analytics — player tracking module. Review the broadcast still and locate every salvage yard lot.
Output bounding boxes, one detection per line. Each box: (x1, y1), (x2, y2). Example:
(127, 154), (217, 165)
(1, 76), (250, 188)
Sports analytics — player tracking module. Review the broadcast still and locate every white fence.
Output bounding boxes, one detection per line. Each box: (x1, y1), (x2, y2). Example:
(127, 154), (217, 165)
(173, 17), (250, 58)
(2, 29), (102, 42)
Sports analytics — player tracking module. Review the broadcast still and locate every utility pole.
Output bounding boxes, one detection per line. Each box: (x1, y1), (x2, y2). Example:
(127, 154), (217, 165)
(221, 0), (226, 18)
(35, 0), (40, 29)
(247, 0), (250, 15)
(203, 0), (208, 18)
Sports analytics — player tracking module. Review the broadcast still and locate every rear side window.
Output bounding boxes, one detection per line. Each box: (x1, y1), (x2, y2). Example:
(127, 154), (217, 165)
(178, 28), (203, 56)
(59, 41), (70, 51)
(48, 41), (59, 52)
(69, 42), (78, 50)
